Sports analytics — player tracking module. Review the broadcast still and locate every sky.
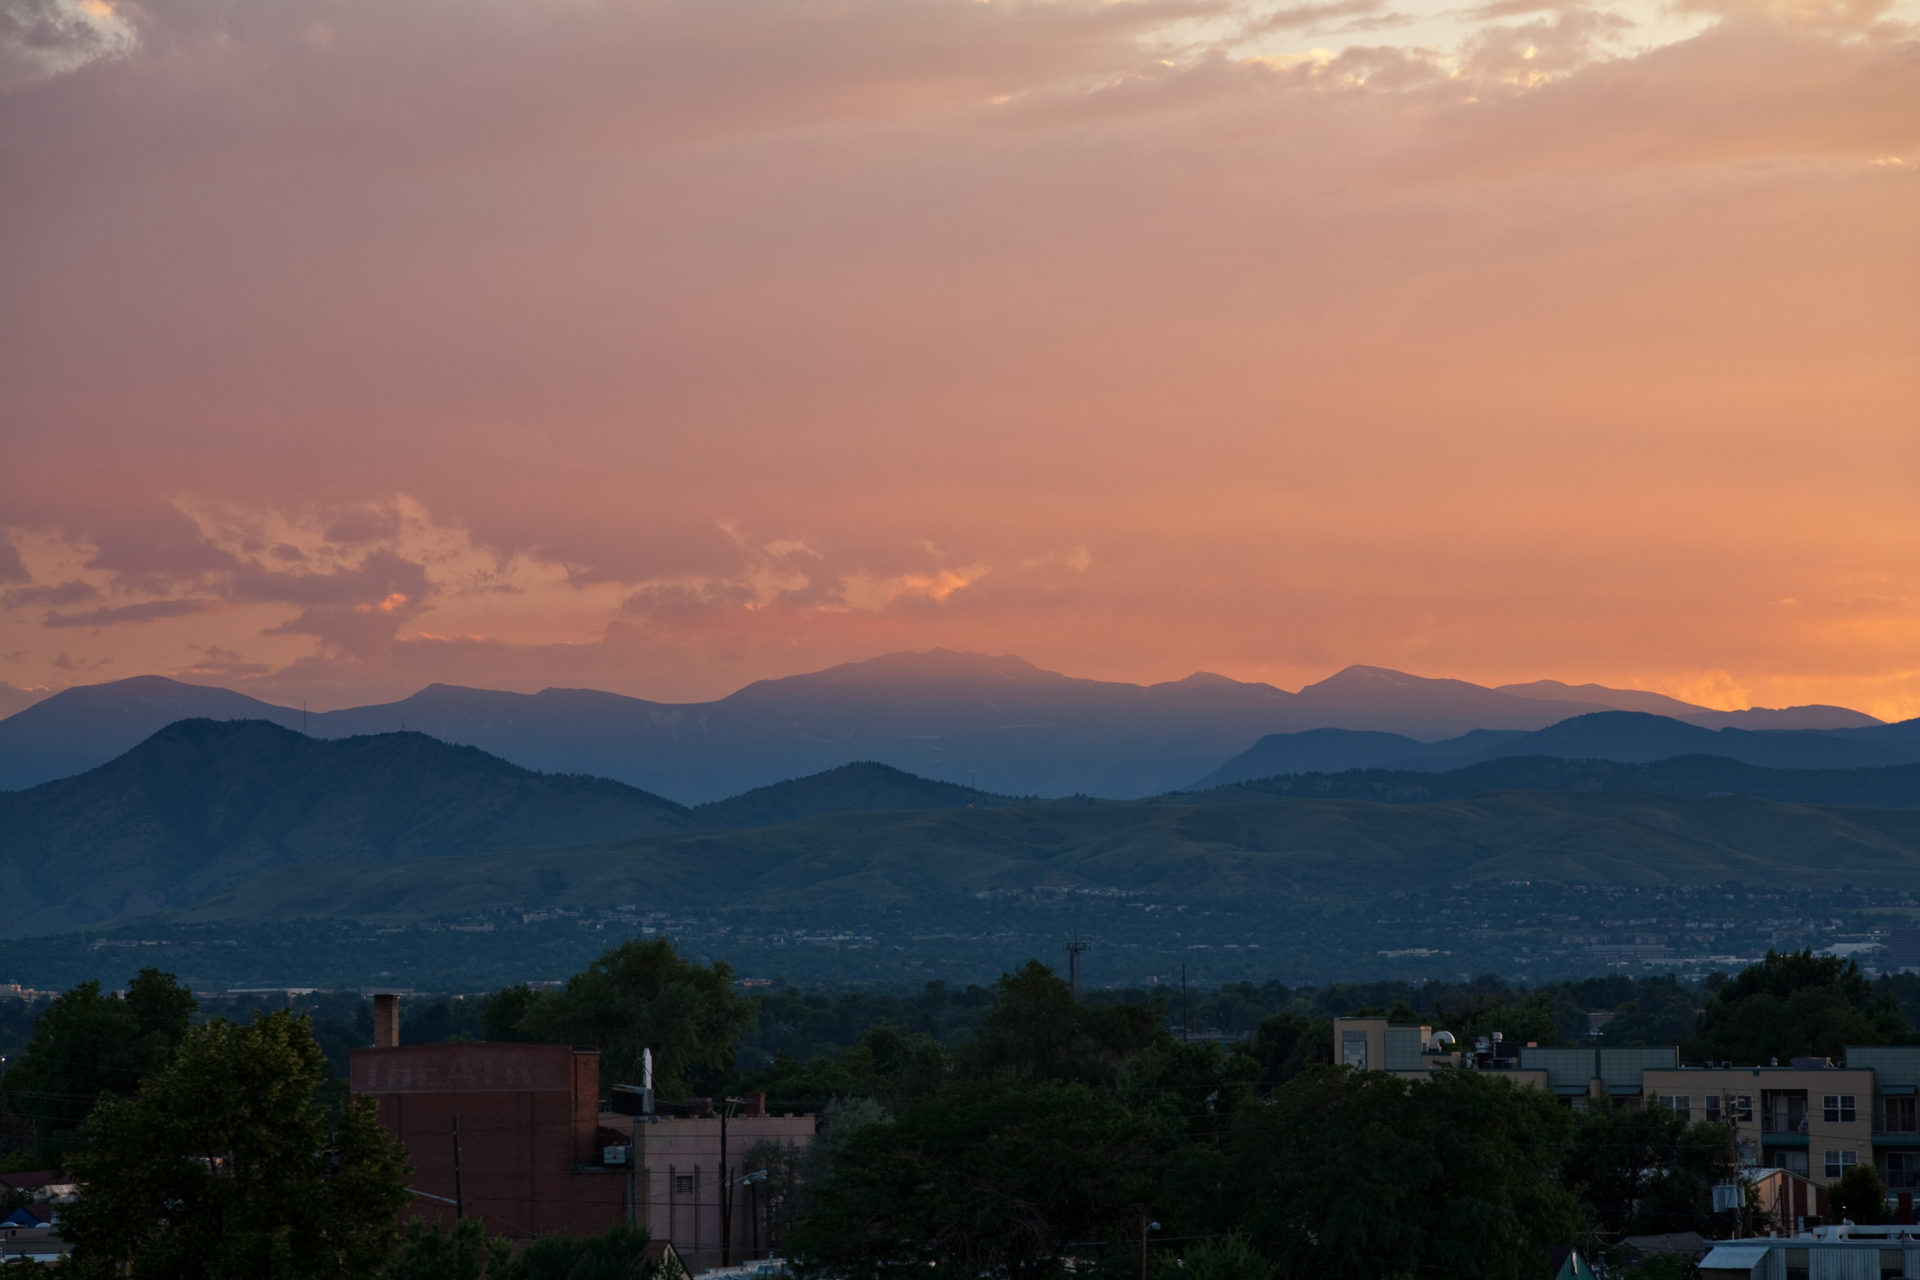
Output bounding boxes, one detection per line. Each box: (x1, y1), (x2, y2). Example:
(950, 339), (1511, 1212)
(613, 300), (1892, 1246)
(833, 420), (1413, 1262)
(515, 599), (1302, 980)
(1, 0), (1915, 719)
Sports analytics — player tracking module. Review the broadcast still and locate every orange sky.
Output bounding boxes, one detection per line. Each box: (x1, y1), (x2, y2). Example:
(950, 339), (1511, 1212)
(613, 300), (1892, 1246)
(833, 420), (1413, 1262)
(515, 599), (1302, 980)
(1, 0), (1916, 719)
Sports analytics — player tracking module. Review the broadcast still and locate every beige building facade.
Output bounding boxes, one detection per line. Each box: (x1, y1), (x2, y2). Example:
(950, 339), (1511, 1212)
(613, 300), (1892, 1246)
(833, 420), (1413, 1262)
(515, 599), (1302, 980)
(1641, 1065), (1875, 1185)
(600, 1109), (814, 1273)
(1330, 1018), (1920, 1193)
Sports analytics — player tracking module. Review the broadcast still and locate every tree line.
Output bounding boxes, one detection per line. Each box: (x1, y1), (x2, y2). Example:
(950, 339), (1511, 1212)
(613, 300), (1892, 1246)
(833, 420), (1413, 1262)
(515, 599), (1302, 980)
(0, 943), (1913, 1277)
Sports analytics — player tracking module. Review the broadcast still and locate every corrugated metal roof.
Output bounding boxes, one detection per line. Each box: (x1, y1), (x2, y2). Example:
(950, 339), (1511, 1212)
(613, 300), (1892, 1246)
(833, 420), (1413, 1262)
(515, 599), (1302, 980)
(1699, 1244), (1770, 1266)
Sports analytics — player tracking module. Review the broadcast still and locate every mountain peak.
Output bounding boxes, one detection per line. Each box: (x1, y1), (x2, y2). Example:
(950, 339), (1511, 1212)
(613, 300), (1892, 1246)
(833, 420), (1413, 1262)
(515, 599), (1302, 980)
(1495, 679), (1709, 717)
(1320, 665), (1427, 686)
(725, 649), (1066, 701)
(1165, 671), (1240, 688)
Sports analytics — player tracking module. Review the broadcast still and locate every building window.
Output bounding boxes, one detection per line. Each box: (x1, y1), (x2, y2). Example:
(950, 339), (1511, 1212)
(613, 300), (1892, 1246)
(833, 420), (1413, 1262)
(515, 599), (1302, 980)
(1661, 1095), (1692, 1120)
(1341, 1031), (1369, 1070)
(1824, 1150), (1857, 1180)
(1823, 1095), (1857, 1124)
(1769, 1149), (1810, 1178)
(674, 1175), (694, 1194)
(1734, 1094), (1753, 1121)
(1879, 1152), (1920, 1190)
(1705, 1095), (1721, 1122)
(1879, 1096), (1917, 1133)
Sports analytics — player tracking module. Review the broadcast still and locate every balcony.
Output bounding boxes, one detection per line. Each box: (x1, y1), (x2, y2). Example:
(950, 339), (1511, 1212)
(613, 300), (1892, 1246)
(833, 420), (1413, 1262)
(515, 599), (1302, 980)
(1874, 1109), (1920, 1144)
(1761, 1110), (1808, 1136)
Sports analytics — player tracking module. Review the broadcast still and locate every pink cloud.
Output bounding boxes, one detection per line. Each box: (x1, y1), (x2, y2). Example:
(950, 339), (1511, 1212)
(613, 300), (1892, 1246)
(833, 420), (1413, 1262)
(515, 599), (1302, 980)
(0, 0), (1914, 717)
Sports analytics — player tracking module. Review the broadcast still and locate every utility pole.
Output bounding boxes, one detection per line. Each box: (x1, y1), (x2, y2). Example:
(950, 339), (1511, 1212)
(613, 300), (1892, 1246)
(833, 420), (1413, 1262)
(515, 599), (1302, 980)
(452, 1114), (465, 1221)
(627, 1112), (638, 1227)
(719, 1103), (731, 1266)
(1138, 1213), (1148, 1280)
(1181, 964), (1189, 1043)
(1066, 936), (1089, 999)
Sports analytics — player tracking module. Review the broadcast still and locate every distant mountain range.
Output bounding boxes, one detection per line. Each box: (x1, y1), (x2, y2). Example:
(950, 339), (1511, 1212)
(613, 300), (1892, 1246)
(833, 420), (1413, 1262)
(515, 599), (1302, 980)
(1194, 754), (1920, 809)
(1191, 711), (1920, 789)
(0, 651), (1888, 800)
(7, 715), (1920, 936)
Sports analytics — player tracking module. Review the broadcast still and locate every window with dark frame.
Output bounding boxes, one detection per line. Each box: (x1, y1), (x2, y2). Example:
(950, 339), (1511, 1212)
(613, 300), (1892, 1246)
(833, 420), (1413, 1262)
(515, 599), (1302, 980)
(1341, 1031), (1368, 1069)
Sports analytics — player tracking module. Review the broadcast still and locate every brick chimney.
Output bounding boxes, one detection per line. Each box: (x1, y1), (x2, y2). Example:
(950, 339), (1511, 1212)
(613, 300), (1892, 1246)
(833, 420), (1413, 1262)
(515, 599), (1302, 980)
(373, 992), (400, 1049)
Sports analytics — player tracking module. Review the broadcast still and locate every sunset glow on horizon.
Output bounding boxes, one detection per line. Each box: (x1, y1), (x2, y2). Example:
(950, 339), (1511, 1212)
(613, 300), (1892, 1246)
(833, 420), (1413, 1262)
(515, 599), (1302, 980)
(2, 0), (1916, 719)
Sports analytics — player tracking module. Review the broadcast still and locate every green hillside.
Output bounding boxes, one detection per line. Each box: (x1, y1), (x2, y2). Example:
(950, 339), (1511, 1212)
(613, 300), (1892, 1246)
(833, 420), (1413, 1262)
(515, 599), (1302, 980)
(13, 718), (1920, 945)
(179, 790), (1920, 925)
(0, 719), (696, 936)
(693, 760), (1012, 827)
(1196, 754), (1920, 808)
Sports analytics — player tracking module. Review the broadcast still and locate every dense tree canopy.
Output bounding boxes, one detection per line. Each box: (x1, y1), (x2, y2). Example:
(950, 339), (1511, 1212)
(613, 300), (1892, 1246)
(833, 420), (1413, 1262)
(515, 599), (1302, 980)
(959, 960), (1162, 1086)
(61, 1009), (410, 1280)
(0, 968), (195, 1162)
(788, 1075), (1162, 1279)
(1229, 1067), (1583, 1280)
(483, 939), (754, 1097)
(1691, 950), (1913, 1063)
(1563, 1098), (1735, 1238)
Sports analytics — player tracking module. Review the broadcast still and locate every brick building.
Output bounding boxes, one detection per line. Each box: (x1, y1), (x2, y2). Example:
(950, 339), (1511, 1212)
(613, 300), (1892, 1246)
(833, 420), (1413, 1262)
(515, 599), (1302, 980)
(352, 995), (814, 1266)
(350, 1005), (626, 1239)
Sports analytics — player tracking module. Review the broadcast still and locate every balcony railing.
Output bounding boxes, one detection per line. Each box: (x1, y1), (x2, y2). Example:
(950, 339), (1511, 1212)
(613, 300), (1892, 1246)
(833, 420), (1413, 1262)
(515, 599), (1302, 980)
(1761, 1111), (1808, 1135)
(1875, 1113), (1919, 1135)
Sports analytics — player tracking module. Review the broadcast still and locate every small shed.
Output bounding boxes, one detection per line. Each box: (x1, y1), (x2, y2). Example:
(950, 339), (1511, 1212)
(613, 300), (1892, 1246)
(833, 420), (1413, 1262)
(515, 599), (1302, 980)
(1698, 1243), (1774, 1279)
(1548, 1244), (1597, 1280)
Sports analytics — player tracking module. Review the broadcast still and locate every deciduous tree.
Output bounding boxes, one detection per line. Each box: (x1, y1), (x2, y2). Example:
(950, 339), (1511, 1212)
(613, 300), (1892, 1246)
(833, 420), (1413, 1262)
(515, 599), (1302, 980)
(788, 1076), (1160, 1279)
(483, 940), (752, 1097)
(1564, 1097), (1734, 1237)
(1829, 1162), (1889, 1225)
(1228, 1067), (1581, 1280)
(1691, 950), (1912, 1064)
(0, 968), (194, 1163)
(60, 1009), (410, 1280)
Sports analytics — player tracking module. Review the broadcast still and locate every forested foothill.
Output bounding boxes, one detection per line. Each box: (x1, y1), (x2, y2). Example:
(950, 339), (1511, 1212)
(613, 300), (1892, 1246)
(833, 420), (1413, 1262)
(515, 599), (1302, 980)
(0, 945), (1916, 1276)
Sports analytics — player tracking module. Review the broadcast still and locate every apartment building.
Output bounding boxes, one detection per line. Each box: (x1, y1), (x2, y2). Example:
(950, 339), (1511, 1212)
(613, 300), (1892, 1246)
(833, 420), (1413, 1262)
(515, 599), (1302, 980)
(1640, 1063), (1875, 1185)
(1331, 1017), (1920, 1192)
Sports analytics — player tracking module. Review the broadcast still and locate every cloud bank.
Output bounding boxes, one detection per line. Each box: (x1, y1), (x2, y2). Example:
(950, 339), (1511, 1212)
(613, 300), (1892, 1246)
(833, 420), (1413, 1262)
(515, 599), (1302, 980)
(1, 0), (1915, 714)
